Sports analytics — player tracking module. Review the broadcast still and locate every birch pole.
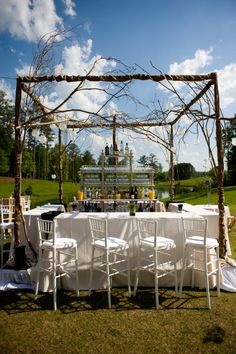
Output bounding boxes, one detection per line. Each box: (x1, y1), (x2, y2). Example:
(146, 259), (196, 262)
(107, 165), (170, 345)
(14, 79), (22, 246)
(58, 128), (63, 204)
(168, 124), (175, 201)
(214, 74), (226, 258)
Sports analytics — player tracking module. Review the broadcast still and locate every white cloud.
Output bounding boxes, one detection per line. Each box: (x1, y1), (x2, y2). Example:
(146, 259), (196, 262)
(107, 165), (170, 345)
(0, 79), (14, 101)
(15, 63), (32, 76)
(163, 48), (236, 115)
(168, 48), (213, 75)
(217, 63), (236, 111)
(55, 39), (116, 76)
(0, 0), (63, 42)
(63, 0), (76, 17)
(51, 40), (116, 118)
(158, 48), (214, 95)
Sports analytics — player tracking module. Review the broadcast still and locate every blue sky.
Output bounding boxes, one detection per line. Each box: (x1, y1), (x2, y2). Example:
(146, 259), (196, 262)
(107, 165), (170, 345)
(0, 0), (236, 171)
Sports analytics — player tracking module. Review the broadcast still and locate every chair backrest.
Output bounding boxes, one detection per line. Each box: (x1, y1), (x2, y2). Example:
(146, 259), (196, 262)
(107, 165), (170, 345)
(0, 196), (29, 212)
(37, 217), (54, 246)
(137, 219), (158, 248)
(88, 216), (108, 246)
(156, 202), (166, 212)
(24, 195), (31, 210)
(0, 203), (15, 223)
(182, 217), (207, 244)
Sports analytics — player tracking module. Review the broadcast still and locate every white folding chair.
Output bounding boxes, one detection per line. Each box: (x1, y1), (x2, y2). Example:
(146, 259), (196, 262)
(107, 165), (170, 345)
(88, 216), (131, 308)
(0, 203), (15, 267)
(179, 217), (220, 309)
(35, 217), (79, 311)
(133, 218), (178, 309)
(23, 195), (31, 211)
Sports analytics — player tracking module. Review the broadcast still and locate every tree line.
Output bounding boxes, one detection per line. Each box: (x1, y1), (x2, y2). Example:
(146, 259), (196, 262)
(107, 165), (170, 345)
(0, 89), (235, 185)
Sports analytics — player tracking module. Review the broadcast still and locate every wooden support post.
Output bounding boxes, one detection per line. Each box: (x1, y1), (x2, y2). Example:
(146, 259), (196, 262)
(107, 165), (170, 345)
(112, 115), (117, 166)
(214, 74), (226, 258)
(58, 128), (63, 204)
(14, 79), (22, 246)
(168, 125), (175, 202)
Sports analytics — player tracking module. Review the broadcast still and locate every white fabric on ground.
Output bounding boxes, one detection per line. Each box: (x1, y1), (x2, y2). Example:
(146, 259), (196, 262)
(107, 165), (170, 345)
(221, 266), (236, 292)
(0, 269), (33, 291)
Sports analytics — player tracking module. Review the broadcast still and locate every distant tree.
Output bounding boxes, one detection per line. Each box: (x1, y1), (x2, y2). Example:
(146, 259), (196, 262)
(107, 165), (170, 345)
(21, 149), (35, 178)
(137, 154), (163, 182)
(82, 150), (96, 166)
(67, 143), (81, 182)
(0, 90), (14, 175)
(222, 118), (236, 185)
(156, 170), (169, 182)
(137, 155), (149, 167)
(0, 149), (9, 174)
(174, 163), (195, 180)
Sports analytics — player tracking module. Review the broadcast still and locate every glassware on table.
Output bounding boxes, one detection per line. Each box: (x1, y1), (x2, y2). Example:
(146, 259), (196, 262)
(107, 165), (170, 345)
(149, 190), (155, 200)
(178, 204), (183, 212)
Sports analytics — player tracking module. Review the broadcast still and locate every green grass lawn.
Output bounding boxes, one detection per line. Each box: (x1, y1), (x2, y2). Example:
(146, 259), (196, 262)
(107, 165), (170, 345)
(0, 176), (80, 208)
(1, 176), (236, 213)
(0, 287), (235, 353)
(0, 176), (236, 353)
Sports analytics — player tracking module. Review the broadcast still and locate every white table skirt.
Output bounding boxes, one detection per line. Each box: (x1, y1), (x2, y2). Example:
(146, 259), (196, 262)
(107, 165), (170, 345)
(44, 211), (219, 292)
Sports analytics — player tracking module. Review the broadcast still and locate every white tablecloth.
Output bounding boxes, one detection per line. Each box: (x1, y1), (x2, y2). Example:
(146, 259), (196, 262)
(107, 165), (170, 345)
(197, 204), (231, 218)
(49, 211), (220, 291)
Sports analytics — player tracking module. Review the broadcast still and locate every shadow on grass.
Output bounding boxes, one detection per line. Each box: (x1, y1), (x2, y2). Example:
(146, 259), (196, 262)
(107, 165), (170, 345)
(0, 287), (220, 313)
(203, 325), (226, 344)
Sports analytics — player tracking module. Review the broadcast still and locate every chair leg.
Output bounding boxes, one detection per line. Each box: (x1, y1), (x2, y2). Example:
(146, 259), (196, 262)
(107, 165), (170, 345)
(53, 249), (57, 311)
(133, 246), (141, 296)
(89, 246), (95, 295)
(154, 249), (160, 309)
(216, 246), (220, 297)
(35, 251), (41, 298)
(127, 248), (131, 296)
(179, 247), (187, 298)
(74, 246), (79, 297)
(174, 250), (178, 298)
(204, 248), (211, 310)
(154, 265), (159, 309)
(106, 251), (111, 309)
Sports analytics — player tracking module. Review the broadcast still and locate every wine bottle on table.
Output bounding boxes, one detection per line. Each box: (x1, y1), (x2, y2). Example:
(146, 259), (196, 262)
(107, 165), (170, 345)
(130, 186), (135, 199)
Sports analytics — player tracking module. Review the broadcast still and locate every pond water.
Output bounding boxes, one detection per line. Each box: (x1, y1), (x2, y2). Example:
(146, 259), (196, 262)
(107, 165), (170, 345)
(156, 189), (169, 199)
(156, 187), (194, 200)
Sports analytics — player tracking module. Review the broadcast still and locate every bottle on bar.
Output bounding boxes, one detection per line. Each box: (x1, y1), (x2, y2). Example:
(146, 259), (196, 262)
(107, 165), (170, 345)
(134, 186), (138, 199)
(110, 144), (113, 155)
(125, 142), (129, 155)
(120, 140), (124, 155)
(105, 143), (109, 156)
(130, 186), (135, 199)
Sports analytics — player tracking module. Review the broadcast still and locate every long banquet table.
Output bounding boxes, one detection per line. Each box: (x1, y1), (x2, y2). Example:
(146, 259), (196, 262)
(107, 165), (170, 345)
(50, 210), (220, 292)
(20, 206), (224, 292)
